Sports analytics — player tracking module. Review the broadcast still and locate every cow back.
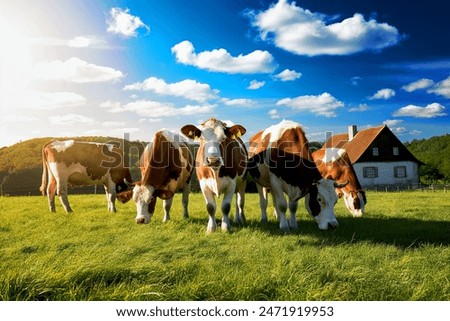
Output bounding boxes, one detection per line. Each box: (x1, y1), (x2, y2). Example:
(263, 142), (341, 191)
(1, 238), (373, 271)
(312, 148), (362, 192)
(141, 130), (192, 190)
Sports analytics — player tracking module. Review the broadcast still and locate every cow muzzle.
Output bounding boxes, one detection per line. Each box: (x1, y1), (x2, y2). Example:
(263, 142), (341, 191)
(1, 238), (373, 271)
(204, 142), (223, 168)
(318, 219), (339, 230)
(205, 156), (224, 168)
(135, 216), (148, 224)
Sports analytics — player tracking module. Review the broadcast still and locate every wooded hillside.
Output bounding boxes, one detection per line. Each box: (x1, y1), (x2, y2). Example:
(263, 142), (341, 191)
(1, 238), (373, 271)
(0, 137), (147, 196)
(404, 134), (450, 183)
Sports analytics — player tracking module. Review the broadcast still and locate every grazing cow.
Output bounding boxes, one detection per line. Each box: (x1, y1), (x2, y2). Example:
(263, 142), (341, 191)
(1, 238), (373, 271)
(181, 118), (247, 233)
(247, 120), (348, 232)
(312, 148), (367, 217)
(40, 140), (132, 213)
(130, 130), (193, 224)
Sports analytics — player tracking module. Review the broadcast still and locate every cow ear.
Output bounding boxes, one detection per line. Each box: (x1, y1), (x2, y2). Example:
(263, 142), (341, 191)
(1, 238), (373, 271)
(227, 125), (246, 139)
(334, 180), (349, 188)
(154, 189), (174, 200)
(181, 125), (201, 140)
(117, 190), (133, 204)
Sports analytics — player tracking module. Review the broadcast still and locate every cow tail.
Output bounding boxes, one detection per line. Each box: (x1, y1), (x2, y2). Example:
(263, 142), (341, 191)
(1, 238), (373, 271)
(39, 145), (48, 196)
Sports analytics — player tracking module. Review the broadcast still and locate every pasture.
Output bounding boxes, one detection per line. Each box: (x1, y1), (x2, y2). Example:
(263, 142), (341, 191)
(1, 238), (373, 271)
(0, 191), (449, 301)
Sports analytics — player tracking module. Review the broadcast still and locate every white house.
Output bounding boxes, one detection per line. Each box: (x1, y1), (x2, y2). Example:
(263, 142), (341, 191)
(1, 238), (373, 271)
(323, 125), (423, 189)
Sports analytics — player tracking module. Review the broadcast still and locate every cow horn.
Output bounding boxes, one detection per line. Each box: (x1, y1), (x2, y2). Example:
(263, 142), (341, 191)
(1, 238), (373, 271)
(124, 178), (134, 186)
(334, 180), (349, 188)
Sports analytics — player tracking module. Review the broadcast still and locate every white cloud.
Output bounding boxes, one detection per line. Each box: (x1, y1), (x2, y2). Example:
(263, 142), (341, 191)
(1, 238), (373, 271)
(171, 40), (276, 74)
(67, 35), (108, 48)
(268, 109), (280, 119)
(124, 77), (218, 103)
(222, 98), (255, 106)
(251, 0), (400, 56)
(274, 69), (302, 81)
(277, 92), (344, 117)
(99, 101), (123, 113)
(0, 114), (37, 124)
(107, 7), (149, 37)
(369, 88), (395, 100)
(393, 103), (447, 118)
(402, 78), (434, 92)
(247, 80), (265, 90)
(101, 121), (126, 127)
(48, 114), (95, 125)
(392, 127), (407, 134)
(349, 103), (369, 112)
(33, 57), (123, 83)
(101, 99), (215, 118)
(383, 119), (403, 127)
(31, 35), (110, 49)
(25, 90), (86, 110)
(427, 76), (450, 98)
(350, 76), (362, 86)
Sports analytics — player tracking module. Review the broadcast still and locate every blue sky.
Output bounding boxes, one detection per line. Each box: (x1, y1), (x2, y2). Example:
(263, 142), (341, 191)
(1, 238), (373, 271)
(0, 0), (449, 147)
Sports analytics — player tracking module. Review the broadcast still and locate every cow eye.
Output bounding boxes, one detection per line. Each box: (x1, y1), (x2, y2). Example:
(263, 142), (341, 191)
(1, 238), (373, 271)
(317, 197), (322, 203)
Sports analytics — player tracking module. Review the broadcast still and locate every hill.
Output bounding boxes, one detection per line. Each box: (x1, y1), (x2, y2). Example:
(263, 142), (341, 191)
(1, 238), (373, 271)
(404, 134), (450, 183)
(0, 137), (147, 196)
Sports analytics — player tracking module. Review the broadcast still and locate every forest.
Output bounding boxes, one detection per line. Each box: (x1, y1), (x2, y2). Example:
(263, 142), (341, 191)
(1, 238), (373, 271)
(404, 134), (450, 183)
(0, 134), (448, 196)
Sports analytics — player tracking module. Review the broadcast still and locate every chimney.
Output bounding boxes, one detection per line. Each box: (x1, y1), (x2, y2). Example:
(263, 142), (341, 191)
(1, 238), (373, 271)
(348, 125), (357, 141)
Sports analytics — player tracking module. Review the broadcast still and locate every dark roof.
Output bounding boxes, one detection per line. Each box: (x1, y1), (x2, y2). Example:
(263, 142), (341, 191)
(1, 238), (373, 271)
(324, 125), (423, 164)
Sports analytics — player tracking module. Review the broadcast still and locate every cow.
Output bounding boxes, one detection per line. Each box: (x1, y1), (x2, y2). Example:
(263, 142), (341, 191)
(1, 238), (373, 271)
(247, 120), (348, 233)
(40, 140), (132, 213)
(129, 130), (194, 224)
(181, 118), (247, 233)
(312, 148), (366, 217)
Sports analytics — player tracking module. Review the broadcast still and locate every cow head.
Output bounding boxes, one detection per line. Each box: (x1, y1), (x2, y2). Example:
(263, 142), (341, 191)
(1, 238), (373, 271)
(181, 118), (246, 169)
(343, 189), (366, 217)
(305, 179), (348, 230)
(132, 183), (174, 224)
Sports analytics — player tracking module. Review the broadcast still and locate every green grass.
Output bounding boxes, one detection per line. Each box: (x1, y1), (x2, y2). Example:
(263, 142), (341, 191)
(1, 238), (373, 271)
(0, 191), (449, 301)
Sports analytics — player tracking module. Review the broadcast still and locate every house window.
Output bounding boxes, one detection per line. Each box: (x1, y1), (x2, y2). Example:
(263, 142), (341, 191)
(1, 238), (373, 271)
(372, 147), (379, 156)
(394, 166), (407, 178)
(363, 167), (378, 178)
(393, 147), (399, 156)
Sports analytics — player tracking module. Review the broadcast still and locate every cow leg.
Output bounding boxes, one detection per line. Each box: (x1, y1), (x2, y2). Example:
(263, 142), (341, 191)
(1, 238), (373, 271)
(181, 182), (190, 219)
(162, 197), (173, 222)
(202, 189), (217, 233)
(57, 181), (73, 213)
(288, 200), (299, 230)
(221, 181), (236, 232)
(234, 180), (246, 226)
(47, 176), (57, 212)
(104, 184), (117, 213)
(269, 176), (289, 233)
(257, 184), (269, 223)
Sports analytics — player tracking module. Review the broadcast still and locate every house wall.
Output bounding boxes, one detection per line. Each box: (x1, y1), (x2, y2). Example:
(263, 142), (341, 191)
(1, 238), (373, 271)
(353, 161), (420, 188)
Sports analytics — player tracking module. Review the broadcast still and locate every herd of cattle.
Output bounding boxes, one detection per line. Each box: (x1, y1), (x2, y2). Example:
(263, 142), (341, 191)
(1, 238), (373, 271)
(39, 118), (366, 233)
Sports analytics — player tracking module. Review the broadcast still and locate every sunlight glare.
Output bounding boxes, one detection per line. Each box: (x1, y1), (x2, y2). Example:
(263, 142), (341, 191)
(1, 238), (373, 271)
(0, 14), (34, 110)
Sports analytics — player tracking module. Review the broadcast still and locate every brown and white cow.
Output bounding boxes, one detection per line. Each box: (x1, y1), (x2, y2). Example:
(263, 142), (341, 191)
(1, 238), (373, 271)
(130, 130), (193, 224)
(181, 118), (247, 233)
(40, 140), (132, 213)
(312, 148), (366, 217)
(248, 120), (348, 233)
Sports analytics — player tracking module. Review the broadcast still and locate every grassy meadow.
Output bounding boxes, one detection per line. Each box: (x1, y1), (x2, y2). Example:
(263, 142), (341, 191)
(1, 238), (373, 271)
(0, 191), (449, 301)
